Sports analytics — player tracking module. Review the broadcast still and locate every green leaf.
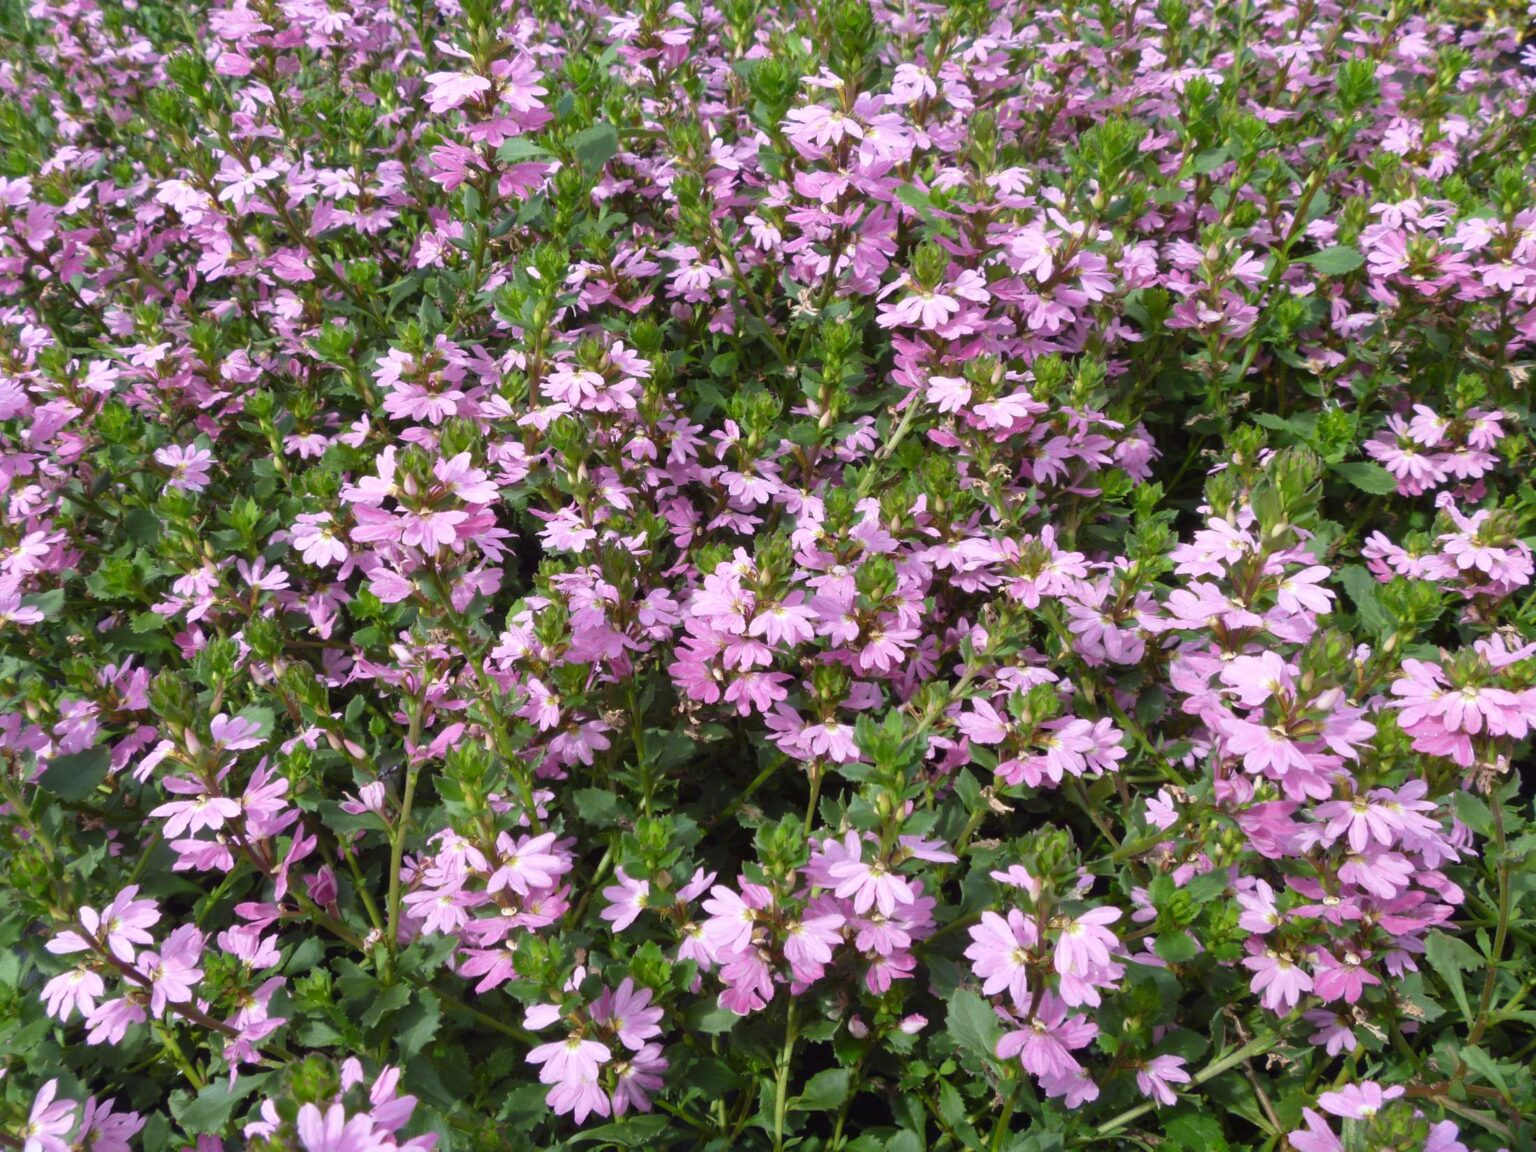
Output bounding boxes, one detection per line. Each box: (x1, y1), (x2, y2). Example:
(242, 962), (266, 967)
(1299, 245), (1364, 275)
(398, 991), (441, 1060)
(496, 138), (551, 165)
(235, 705), (275, 741)
(123, 508), (163, 545)
(1155, 932), (1199, 964)
(170, 1073), (269, 1134)
(1251, 411), (1309, 438)
(1337, 565), (1389, 634)
(131, 611), (167, 633)
(1425, 931), (1478, 1025)
(37, 746), (112, 801)
(572, 787), (628, 826)
(570, 123), (619, 174)
(1459, 1045), (1512, 1099)
(284, 936), (326, 974)
(1330, 461), (1397, 495)
(1009, 1134), (1066, 1152)
(1451, 791), (1494, 838)
(685, 1000), (740, 1035)
(947, 988), (1001, 1062)
(361, 982), (412, 1029)
(1192, 147), (1229, 174)
(792, 1067), (850, 1111)
(895, 184), (939, 225)
(1163, 1111), (1228, 1152)
(1183, 870), (1229, 905)
(567, 1115), (671, 1145)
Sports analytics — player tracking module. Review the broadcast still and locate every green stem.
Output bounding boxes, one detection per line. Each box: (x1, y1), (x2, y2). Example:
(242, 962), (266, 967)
(1088, 1027), (1285, 1139)
(385, 691), (427, 961)
(155, 1023), (206, 1092)
(773, 1000), (801, 1152)
(341, 842), (386, 935)
(703, 753), (790, 835)
(990, 1080), (1019, 1151)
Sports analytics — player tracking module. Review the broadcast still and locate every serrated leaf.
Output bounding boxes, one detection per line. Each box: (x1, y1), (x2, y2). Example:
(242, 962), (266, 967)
(1163, 1111), (1228, 1151)
(1183, 870), (1229, 905)
(792, 1067), (850, 1111)
(1009, 1134), (1066, 1152)
(1252, 411), (1308, 437)
(1299, 245), (1364, 275)
(895, 184), (939, 225)
(1330, 461), (1398, 495)
(947, 988), (1001, 1062)
(398, 991), (441, 1060)
(567, 1115), (672, 1145)
(572, 787), (627, 826)
(123, 508), (163, 545)
(1425, 931), (1477, 1025)
(170, 1073), (268, 1134)
(360, 981), (411, 1028)
(130, 610), (167, 633)
(686, 1000), (740, 1035)
(37, 746), (112, 801)
(1459, 1045), (1512, 1099)
(1155, 932), (1199, 964)
(1192, 148), (1229, 174)
(1451, 791), (1494, 838)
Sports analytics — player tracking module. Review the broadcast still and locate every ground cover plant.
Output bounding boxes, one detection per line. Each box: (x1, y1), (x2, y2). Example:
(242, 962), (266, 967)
(2, 0), (1536, 1149)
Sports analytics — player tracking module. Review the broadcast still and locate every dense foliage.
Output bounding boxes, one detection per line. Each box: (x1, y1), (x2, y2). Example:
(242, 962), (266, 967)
(2, 0), (1535, 1149)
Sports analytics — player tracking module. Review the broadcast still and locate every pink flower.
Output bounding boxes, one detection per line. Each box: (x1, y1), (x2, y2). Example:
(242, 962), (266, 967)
(154, 444), (214, 492)
(83, 997), (147, 1046)
(1242, 942), (1313, 1013)
(77, 1096), (145, 1152)
(1310, 949), (1382, 1004)
(48, 886), (160, 964)
(827, 845), (916, 918)
(1135, 1055), (1191, 1106)
(783, 912), (845, 982)
(138, 924), (204, 1016)
(965, 910), (1037, 1006)
(546, 1070), (610, 1124)
(487, 832), (568, 896)
(424, 71), (491, 114)
(593, 979), (664, 1051)
(210, 712), (265, 750)
(718, 946), (776, 1015)
(1316, 1081), (1404, 1120)
(1288, 1108), (1344, 1152)
(294, 1103), (384, 1152)
(701, 885), (759, 956)
(0, 587), (45, 626)
(956, 698), (1010, 745)
(527, 1033), (612, 1086)
(41, 966), (104, 1021)
(21, 1081), (77, 1152)
(995, 993), (1097, 1080)
(1053, 906), (1120, 978)
(610, 1044), (667, 1116)
(600, 868), (649, 932)
(150, 779), (243, 839)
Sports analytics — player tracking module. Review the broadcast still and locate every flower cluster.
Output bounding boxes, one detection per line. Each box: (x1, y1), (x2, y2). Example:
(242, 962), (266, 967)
(1, 0), (1534, 1149)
